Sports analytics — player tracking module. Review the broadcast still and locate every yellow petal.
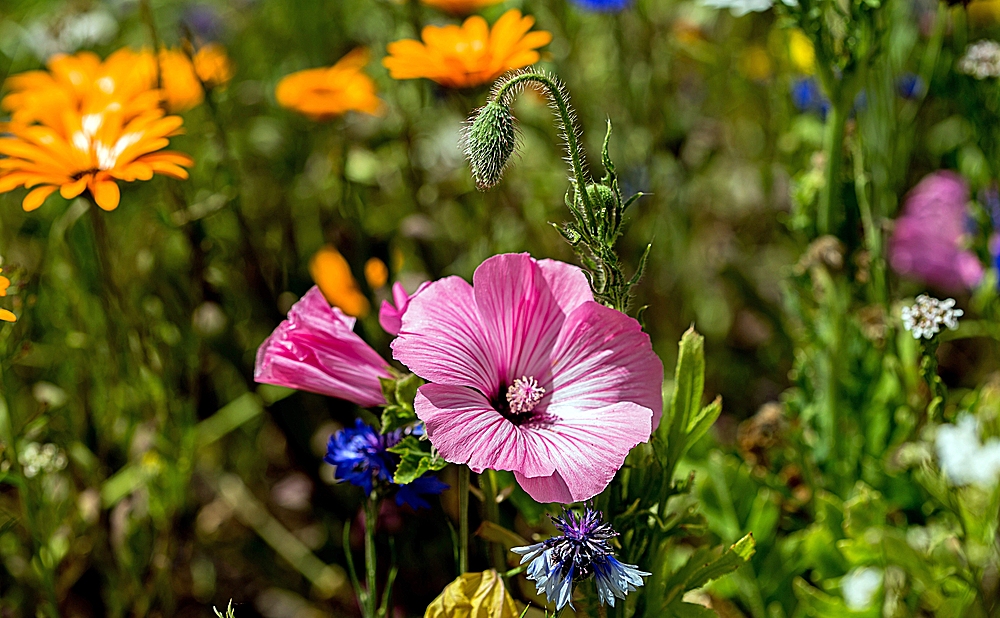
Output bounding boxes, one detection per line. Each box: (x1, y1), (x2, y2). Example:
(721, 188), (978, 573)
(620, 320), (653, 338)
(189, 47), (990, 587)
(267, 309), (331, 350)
(424, 570), (521, 618)
(22, 185), (58, 212)
(0, 308), (16, 322)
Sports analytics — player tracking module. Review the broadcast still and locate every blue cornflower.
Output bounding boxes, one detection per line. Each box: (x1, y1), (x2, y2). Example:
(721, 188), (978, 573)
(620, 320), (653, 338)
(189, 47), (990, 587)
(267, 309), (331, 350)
(897, 73), (925, 100)
(569, 0), (632, 11)
(324, 419), (447, 509)
(791, 77), (830, 117)
(511, 506), (649, 610)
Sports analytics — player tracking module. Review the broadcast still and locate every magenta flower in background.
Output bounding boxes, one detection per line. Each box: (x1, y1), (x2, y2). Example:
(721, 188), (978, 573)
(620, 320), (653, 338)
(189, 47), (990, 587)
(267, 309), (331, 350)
(379, 281), (428, 336)
(889, 171), (984, 293)
(255, 286), (393, 407)
(391, 253), (663, 504)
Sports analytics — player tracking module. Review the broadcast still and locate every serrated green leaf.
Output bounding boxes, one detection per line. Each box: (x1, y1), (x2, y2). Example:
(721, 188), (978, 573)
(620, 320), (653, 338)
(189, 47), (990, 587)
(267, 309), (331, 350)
(381, 405), (417, 434)
(388, 435), (447, 485)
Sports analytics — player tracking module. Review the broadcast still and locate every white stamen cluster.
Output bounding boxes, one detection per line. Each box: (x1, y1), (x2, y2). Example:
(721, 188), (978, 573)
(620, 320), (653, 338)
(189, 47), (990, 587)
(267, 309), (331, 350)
(18, 442), (68, 478)
(958, 40), (1000, 79)
(901, 295), (962, 340)
(506, 376), (545, 415)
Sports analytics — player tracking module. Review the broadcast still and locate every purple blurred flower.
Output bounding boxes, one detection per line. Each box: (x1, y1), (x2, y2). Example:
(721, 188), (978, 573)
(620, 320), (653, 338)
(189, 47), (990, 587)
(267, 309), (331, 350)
(791, 78), (830, 117)
(897, 73), (925, 100)
(889, 171), (984, 293)
(570, 0), (632, 10)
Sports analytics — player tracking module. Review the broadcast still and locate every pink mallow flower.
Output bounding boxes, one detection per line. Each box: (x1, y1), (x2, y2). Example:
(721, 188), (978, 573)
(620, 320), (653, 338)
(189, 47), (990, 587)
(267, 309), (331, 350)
(889, 171), (984, 293)
(379, 281), (429, 336)
(256, 286), (393, 408)
(391, 253), (663, 504)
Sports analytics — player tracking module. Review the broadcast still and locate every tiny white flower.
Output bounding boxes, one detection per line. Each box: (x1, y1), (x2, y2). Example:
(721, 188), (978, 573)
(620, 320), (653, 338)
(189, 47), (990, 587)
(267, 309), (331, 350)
(901, 295), (963, 340)
(841, 567), (882, 610)
(936, 414), (1000, 486)
(698, 0), (775, 16)
(958, 40), (1000, 79)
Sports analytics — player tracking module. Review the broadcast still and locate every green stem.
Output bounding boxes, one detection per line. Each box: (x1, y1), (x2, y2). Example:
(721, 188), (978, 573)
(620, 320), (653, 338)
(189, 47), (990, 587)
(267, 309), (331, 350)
(851, 136), (886, 306)
(458, 465), (470, 574)
(493, 72), (598, 226)
(479, 471), (506, 573)
(364, 496), (379, 618)
(818, 91), (849, 236)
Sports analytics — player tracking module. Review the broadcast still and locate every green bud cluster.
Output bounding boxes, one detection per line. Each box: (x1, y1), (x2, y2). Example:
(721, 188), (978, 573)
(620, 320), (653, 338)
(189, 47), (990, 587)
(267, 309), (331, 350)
(464, 68), (649, 315)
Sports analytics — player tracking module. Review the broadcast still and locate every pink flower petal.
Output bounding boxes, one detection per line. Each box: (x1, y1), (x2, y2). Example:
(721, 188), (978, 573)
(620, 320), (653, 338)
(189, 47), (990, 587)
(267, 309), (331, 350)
(515, 401), (653, 502)
(536, 258), (594, 315)
(472, 253), (567, 384)
(415, 383), (555, 477)
(255, 287), (392, 407)
(392, 276), (500, 395)
(549, 301), (664, 427)
(379, 281), (430, 336)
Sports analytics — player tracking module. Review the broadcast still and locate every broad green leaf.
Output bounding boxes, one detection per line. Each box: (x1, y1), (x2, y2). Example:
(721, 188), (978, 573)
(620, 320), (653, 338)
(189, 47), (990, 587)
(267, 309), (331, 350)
(380, 374), (422, 432)
(388, 435), (447, 485)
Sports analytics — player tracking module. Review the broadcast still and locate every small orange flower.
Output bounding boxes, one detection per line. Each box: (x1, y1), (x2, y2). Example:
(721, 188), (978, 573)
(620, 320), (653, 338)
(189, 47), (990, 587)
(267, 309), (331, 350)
(0, 109), (193, 211)
(383, 9), (551, 88)
(0, 269), (16, 323)
(193, 43), (234, 89)
(364, 257), (389, 289)
(309, 246), (370, 317)
(421, 0), (505, 13)
(276, 49), (383, 121)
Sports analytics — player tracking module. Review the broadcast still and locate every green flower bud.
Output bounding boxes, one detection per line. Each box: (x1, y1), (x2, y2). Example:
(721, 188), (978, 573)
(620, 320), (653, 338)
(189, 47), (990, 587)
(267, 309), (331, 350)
(463, 100), (517, 190)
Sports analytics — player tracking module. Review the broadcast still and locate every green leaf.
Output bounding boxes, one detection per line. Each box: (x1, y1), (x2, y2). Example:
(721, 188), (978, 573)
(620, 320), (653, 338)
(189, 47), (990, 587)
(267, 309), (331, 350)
(379, 374), (423, 432)
(658, 328), (709, 475)
(686, 397), (722, 451)
(388, 435), (447, 485)
(661, 533), (756, 608)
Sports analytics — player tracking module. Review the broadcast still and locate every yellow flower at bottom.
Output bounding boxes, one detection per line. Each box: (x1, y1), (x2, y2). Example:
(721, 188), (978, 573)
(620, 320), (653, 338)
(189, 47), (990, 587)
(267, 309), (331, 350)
(309, 245), (370, 317)
(421, 0), (505, 13)
(276, 49), (383, 121)
(424, 570), (520, 618)
(383, 9), (552, 88)
(0, 269), (16, 322)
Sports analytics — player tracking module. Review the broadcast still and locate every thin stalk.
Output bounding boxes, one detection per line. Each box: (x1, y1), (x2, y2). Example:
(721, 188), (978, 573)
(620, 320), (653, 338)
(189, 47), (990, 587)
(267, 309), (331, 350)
(138, 0), (162, 89)
(479, 471), (506, 573)
(364, 496), (379, 618)
(494, 72), (598, 224)
(851, 137), (886, 306)
(458, 465), (470, 574)
(818, 90), (849, 236)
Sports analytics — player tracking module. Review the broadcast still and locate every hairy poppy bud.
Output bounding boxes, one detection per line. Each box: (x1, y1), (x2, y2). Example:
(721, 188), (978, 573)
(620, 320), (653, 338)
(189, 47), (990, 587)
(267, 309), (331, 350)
(463, 100), (517, 190)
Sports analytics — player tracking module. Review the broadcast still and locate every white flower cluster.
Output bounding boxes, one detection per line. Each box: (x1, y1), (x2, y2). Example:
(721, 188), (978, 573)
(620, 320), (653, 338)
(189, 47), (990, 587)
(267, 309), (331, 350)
(901, 295), (962, 340)
(841, 567), (883, 611)
(18, 442), (68, 478)
(958, 40), (1000, 79)
(935, 415), (1000, 486)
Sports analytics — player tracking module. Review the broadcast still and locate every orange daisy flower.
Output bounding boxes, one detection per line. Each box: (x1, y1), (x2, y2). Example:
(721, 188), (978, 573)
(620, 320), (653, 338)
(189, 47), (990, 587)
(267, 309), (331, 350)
(193, 43), (234, 89)
(275, 49), (383, 121)
(309, 245), (371, 317)
(383, 9), (551, 88)
(0, 108), (193, 211)
(0, 269), (16, 322)
(420, 0), (505, 13)
(151, 45), (234, 112)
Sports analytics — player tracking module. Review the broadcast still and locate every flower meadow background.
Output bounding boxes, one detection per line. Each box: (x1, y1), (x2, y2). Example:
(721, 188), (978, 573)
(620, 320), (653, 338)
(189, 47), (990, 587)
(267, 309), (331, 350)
(5, 0), (1000, 616)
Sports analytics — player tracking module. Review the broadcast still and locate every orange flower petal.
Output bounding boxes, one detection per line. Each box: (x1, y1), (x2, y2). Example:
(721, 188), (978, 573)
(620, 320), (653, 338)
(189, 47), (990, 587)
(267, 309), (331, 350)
(0, 308), (15, 322)
(23, 185), (58, 211)
(88, 176), (121, 211)
(60, 176), (88, 199)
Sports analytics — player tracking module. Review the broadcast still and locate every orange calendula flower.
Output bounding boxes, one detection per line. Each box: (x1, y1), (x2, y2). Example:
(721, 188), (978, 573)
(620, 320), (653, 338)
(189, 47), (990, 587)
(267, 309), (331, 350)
(152, 45), (234, 112)
(383, 9), (552, 88)
(0, 269), (16, 322)
(309, 245), (371, 317)
(193, 43), (234, 89)
(0, 49), (194, 211)
(420, 0), (505, 13)
(276, 49), (383, 121)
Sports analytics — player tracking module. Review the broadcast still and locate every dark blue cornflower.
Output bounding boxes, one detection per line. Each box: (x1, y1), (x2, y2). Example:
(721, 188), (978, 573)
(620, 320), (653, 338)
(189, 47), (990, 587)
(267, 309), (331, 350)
(569, 0), (632, 11)
(511, 506), (649, 610)
(324, 419), (447, 509)
(791, 77), (830, 117)
(897, 73), (925, 100)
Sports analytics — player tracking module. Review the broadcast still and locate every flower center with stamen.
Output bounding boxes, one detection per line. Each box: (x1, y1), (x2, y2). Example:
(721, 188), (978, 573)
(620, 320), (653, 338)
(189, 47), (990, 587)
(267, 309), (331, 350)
(506, 376), (544, 416)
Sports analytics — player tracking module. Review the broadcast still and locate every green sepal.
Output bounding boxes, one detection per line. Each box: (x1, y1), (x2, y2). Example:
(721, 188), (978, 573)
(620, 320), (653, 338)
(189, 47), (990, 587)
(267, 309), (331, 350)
(387, 435), (447, 485)
(379, 374), (423, 433)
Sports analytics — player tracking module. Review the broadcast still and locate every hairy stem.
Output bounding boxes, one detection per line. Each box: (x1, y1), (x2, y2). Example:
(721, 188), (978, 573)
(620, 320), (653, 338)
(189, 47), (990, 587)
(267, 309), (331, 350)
(364, 496), (379, 618)
(494, 71), (598, 225)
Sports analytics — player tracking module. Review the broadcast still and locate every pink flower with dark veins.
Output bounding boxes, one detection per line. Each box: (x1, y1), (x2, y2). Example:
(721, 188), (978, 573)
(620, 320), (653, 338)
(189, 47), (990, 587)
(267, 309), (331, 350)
(889, 171), (984, 293)
(391, 253), (663, 503)
(255, 287), (393, 407)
